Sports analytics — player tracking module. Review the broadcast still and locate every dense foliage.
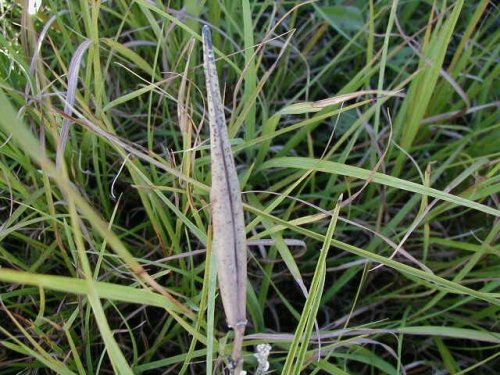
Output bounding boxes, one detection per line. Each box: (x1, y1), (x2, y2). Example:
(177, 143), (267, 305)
(0, 1), (498, 373)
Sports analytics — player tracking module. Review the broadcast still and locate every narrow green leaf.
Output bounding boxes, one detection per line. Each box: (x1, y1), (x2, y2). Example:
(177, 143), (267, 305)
(259, 157), (499, 217)
(283, 199), (341, 374)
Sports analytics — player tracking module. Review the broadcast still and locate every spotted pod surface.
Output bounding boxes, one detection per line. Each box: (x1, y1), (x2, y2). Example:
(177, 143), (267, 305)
(202, 25), (247, 331)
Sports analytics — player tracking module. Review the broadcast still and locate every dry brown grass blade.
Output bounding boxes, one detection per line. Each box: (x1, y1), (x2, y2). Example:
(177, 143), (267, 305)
(202, 25), (247, 373)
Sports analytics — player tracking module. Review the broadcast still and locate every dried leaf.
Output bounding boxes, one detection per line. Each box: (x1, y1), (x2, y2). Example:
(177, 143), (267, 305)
(56, 39), (92, 167)
(278, 89), (405, 115)
(202, 25), (247, 369)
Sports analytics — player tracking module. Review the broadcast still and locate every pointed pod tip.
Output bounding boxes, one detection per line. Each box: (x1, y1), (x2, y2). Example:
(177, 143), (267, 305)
(202, 25), (213, 49)
(202, 24), (211, 39)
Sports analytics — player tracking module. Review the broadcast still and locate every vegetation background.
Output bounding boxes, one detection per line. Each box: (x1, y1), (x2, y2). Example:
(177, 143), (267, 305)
(0, 0), (499, 373)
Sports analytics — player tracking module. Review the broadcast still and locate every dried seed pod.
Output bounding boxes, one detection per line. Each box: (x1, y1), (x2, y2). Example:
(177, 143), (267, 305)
(202, 25), (247, 370)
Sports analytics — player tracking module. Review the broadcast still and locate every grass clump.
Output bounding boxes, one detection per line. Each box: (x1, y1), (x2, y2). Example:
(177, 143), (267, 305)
(0, 1), (499, 374)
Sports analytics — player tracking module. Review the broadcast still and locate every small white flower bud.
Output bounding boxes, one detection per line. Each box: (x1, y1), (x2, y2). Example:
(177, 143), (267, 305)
(254, 344), (272, 374)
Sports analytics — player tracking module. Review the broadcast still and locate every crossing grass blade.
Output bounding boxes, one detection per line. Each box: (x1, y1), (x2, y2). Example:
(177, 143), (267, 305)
(259, 157), (500, 217)
(282, 198), (342, 374)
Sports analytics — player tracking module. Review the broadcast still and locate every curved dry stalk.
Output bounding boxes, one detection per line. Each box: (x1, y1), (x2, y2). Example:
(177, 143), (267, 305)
(56, 39), (93, 168)
(202, 25), (247, 372)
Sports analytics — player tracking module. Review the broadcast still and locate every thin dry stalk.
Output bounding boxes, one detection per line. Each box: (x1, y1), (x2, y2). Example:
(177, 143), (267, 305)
(202, 25), (247, 373)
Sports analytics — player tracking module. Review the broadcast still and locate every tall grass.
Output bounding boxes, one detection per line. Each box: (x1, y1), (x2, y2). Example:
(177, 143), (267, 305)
(0, 1), (499, 373)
